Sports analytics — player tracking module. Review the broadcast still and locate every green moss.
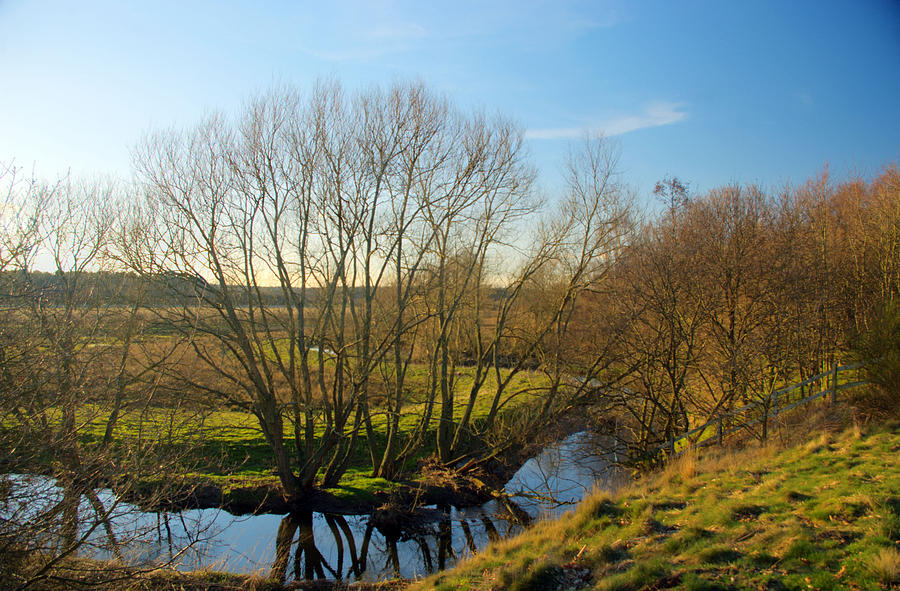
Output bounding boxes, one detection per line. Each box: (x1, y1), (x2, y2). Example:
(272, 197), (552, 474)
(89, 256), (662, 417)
(327, 473), (394, 502)
(664, 526), (713, 555)
(697, 545), (742, 565)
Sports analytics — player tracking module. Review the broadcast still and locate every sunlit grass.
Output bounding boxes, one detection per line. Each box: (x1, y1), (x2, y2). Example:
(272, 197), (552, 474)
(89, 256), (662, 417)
(9, 360), (549, 501)
(416, 421), (900, 590)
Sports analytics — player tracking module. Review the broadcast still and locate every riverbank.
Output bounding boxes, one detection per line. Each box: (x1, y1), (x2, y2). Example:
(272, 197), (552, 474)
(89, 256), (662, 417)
(31, 416), (900, 590)
(3, 424), (619, 588)
(415, 420), (900, 590)
(123, 465), (501, 516)
(2, 410), (614, 589)
(7, 559), (410, 591)
(121, 409), (599, 518)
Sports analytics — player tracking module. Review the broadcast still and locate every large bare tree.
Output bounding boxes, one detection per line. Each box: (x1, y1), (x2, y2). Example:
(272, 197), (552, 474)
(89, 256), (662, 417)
(129, 82), (545, 496)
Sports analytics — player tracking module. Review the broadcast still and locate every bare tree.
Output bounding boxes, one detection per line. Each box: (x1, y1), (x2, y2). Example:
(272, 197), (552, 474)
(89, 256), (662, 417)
(0, 168), (201, 589)
(128, 81), (545, 495)
(426, 136), (634, 468)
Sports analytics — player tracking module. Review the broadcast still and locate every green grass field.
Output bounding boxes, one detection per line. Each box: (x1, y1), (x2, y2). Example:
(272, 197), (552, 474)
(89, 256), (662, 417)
(57, 362), (549, 499)
(417, 422), (900, 590)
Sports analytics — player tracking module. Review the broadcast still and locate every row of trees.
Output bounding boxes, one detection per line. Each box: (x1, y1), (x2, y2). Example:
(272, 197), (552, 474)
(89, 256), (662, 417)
(589, 167), (900, 452)
(0, 166), (209, 589)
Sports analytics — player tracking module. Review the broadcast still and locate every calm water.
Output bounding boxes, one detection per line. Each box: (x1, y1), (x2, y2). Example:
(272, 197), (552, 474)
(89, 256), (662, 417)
(2, 431), (626, 581)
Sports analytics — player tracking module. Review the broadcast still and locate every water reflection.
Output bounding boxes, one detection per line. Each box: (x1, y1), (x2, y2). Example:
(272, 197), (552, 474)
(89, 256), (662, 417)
(505, 431), (627, 516)
(2, 431), (626, 582)
(263, 500), (530, 582)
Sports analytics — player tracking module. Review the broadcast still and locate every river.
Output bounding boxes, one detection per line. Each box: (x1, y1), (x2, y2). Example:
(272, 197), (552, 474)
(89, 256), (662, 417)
(1, 431), (626, 582)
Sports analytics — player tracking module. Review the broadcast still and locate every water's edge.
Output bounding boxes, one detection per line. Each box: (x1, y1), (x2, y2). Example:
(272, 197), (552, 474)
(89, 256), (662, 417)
(2, 431), (627, 583)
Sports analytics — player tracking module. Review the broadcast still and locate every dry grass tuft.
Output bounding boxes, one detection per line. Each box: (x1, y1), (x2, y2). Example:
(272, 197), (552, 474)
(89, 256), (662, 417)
(675, 447), (698, 480)
(871, 547), (900, 585)
(655, 446), (698, 487)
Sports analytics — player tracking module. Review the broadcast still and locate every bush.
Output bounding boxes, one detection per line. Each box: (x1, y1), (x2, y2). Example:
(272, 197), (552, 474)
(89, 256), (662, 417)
(851, 301), (900, 420)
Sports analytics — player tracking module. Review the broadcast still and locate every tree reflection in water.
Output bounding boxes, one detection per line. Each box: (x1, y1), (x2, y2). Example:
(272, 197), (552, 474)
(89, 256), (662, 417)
(264, 432), (626, 582)
(272, 511), (360, 581)
(5, 432), (622, 582)
(268, 500), (531, 583)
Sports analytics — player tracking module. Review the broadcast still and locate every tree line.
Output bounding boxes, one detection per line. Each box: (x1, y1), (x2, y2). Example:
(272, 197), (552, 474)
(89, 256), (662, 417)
(585, 167), (899, 453)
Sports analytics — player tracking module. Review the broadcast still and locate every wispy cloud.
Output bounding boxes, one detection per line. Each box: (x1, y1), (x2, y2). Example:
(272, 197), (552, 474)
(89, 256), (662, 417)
(526, 101), (688, 140)
(369, 22), (428, 40)
(296, 1), (622, 63)
(794, 91), (814, 109)
(298, 20), (429, 62)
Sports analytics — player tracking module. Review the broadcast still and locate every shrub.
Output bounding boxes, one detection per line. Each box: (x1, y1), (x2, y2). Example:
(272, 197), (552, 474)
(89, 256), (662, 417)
(850, 301), (900, 420)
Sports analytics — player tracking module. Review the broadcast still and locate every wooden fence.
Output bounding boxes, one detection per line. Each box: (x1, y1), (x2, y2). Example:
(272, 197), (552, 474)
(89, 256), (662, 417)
(659, 362), (868, 456)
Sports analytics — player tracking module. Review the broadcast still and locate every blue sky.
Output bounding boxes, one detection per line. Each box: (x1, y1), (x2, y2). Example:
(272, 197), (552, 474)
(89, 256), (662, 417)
(1, 0), (898, 199)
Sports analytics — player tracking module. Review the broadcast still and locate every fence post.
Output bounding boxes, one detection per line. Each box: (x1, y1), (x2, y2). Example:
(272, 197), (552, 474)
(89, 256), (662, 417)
(830, 364), (839, 404)
(772, 390), (779, 422)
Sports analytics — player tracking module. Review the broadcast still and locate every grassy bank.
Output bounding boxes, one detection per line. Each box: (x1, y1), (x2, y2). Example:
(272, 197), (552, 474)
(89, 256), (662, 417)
(417, 421), (900, 590)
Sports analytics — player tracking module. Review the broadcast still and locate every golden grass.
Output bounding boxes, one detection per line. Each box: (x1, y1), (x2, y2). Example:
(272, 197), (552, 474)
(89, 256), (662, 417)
(416, 417), (900, 591)
(871, 547), (900, 585)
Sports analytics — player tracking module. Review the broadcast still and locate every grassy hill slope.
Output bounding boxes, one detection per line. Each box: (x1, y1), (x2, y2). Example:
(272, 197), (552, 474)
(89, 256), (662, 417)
(416, 423), (900, 591)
